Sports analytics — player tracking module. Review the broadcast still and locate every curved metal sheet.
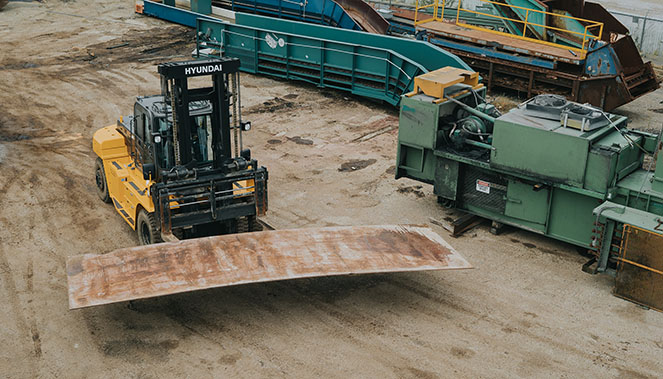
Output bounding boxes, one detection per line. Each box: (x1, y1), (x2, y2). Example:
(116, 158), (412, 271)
(333, 0), (390, 34)
(67, 225), (471, 309)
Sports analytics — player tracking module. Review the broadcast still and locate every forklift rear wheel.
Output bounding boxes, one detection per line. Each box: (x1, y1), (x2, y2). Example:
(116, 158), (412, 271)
(95, 158), (111, 203)
(136, 210), (162, 245)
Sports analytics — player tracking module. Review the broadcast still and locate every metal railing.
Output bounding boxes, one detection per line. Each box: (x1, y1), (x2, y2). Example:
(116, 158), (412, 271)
(414, 0), (446, 25)
(414, 0), (604, 55)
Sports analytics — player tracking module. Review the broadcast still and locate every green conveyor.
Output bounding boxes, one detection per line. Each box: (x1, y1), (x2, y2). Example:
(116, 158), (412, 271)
(196, 14), (472, 106)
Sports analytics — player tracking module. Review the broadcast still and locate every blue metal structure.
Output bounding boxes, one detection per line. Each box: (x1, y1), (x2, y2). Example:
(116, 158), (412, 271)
(143, 0), (217, 27)
(219, 0), (362, 30)
(236, 13), (471, 74)
(144, 0), (361, 29)
(196, 17), (443, 106)
(139, 1), (473, 106)
(425, 35), (556, 69)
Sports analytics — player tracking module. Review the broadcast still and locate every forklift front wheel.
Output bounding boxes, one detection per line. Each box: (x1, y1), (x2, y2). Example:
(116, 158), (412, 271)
(136, 210), (163, 245)
(95, 158), (111, 203)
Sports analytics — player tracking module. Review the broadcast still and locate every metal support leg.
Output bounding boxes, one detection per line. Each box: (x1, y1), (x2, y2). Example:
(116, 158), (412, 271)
(597, 220), (616, 272)
(527, 70), (534, 98)
(571, 78), (580, 101)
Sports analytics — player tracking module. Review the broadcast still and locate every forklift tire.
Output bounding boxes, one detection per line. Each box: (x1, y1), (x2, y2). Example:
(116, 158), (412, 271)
(237, 216), (264, 233)
(95, 158), (111, 203)
(136, 209), (162, 245)
(249, 216), (263, 232)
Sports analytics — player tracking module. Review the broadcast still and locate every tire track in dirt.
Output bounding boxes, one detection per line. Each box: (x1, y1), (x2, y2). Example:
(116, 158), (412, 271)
(0, 161), (56, 374)
(0, 231), (38, 378)
(0, 107), (96, 376)
(0, 26), (194, 76)
(386, 275), (660, 376)
(125, 278), (433, 376)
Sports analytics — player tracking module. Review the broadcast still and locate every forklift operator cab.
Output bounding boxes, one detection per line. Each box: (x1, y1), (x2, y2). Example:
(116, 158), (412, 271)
(133, 97), (214, 174)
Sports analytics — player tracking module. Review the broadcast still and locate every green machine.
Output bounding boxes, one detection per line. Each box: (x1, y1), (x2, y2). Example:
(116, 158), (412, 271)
(397, 68), (663, 310)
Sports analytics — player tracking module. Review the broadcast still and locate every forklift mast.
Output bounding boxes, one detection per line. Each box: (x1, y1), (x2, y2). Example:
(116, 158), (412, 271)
(157, 58), (243, 171)
(145, 58), (267, 238)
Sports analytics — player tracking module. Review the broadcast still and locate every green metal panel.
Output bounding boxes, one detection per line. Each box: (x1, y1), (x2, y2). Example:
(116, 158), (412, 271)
(394, 89), (663, 257)
(615, 145), (643, 181)
(595, 131), (643, 182)
(235, 13), (472, 74)
(397, 97), (439, 149)
(396, 144), (436, 183)
(584, 149), (615, 193)
(395, 94), (478, 182)
(614, 170), (663, 216)
(191, 0), (212, 14)
(594, 202), (663, 234)
(462, 203), (545, 233)
(434, 158), (459, 200)
(196, 18), (430, 106)
(490, 120), (589, 186)
(504, 179), (549, 225)
(655, 144), (663, 193)
(547, 188), (598, 247)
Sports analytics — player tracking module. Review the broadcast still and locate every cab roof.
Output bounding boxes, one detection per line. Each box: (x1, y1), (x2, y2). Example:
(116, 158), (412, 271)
(135, 95), (212, 118)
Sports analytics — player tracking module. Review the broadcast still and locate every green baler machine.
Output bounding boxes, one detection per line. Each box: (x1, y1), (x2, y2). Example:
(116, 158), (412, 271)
(397, 68), (663, 310)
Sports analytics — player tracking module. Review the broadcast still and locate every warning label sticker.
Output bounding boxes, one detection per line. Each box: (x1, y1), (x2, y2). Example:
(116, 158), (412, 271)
(266, 33), (278, 49)
(476, 179), (491, 194)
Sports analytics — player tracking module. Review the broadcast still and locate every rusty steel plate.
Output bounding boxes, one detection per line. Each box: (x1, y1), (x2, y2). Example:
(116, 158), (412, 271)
(67, 225), (471, 309)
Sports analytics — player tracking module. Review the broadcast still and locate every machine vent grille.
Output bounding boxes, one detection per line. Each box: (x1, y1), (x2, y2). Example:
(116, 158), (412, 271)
(522, 94), (608, 131)
(523, 94), (569, 120)
(460, 166), (507, 214)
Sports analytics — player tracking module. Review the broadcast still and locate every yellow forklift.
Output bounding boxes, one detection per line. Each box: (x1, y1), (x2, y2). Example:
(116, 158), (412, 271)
(93, 58), (267, 244)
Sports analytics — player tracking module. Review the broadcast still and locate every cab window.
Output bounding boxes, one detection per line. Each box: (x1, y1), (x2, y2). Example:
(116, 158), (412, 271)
(154, 114), (212, 170)
(134, 104), (145, 142)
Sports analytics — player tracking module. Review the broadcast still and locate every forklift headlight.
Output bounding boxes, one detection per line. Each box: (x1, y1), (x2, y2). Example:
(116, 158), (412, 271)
(154, 135), (162, 144)
(241, 121), (251, 131)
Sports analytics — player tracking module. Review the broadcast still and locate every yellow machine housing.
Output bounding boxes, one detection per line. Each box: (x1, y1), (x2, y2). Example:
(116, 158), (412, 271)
(93, 123), (155, 228)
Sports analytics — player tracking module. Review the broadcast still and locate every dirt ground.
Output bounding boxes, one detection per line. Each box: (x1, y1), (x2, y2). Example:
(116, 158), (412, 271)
(1, 1), (662, 378)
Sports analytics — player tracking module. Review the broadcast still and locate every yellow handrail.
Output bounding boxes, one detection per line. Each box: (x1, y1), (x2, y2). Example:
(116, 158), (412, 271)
(414, 0), (604, 56)
(414, 0), (446, 26)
